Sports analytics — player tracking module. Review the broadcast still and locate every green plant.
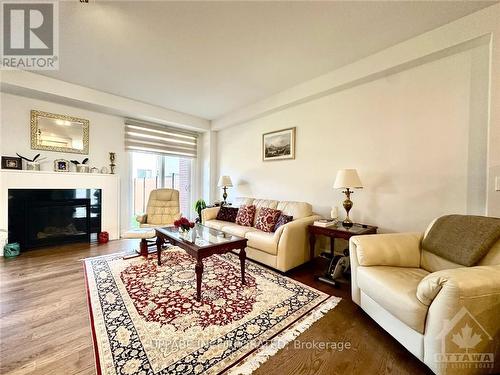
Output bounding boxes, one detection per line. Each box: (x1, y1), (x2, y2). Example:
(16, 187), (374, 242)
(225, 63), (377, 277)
(194, 199), (207, 223)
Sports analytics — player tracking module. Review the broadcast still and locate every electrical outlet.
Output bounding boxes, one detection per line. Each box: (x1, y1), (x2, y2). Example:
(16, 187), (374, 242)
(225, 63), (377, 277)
(496, 176), (500, 191)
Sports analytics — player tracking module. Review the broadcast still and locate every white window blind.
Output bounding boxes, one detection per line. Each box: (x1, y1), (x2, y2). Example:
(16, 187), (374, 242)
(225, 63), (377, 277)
(124, 119), (198, 158)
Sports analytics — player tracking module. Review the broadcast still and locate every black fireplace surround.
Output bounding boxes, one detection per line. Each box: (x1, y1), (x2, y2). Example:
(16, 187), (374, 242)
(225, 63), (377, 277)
(8, 189), (102, 250)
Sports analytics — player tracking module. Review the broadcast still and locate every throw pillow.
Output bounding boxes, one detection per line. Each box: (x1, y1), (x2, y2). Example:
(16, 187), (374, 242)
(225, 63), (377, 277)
(216, 206), (239, 222)
(235, 205), (256, 227)
(255, 207), (282, 233)
(274, 214), (293, 231)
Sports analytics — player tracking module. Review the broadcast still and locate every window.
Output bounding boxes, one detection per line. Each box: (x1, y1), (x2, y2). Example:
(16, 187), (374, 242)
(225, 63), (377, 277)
(131, 152), (192, 225)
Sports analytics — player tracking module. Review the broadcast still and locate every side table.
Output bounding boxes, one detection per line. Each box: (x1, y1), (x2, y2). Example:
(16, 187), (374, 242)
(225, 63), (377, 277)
(309, 223), (377, 286)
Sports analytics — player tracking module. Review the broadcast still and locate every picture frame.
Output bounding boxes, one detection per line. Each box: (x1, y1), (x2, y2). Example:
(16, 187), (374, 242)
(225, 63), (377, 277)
(1, 156), (22, 170)
(262, 127), (296, 161)
(54, 159), (70, 172)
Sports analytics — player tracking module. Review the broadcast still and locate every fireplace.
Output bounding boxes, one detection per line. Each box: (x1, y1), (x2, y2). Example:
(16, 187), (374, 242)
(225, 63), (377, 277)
(8, 189), (102, 250)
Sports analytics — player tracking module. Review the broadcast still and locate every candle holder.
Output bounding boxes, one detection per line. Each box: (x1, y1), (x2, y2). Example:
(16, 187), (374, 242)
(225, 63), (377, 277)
(109, 152), (116, 174)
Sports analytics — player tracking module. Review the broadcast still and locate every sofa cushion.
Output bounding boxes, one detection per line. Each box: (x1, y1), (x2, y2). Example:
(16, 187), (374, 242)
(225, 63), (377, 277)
(235, 197), (255, 207)
(274, 214), (293, 231)
(357, 266), (429, 333)
(216, 206), (239, 222)
(277, 201), (312, 220)
(221, 223), (258, 238)
(235, 205), (256, 227)
(422, 215), (500, 266)
(245, 230), (279, 255)
(255, 207), (282, 233)
(204, 220), (229, 231)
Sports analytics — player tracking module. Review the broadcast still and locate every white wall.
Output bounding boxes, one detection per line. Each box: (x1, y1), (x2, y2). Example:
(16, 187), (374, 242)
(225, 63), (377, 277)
(217, 46), (489, 233)
(0, 93), (131, 232)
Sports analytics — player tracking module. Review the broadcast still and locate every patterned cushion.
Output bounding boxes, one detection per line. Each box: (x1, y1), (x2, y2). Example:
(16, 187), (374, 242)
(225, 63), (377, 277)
(235, 205), (256, 227)
(255, 207), (282, 233)
(274, 214), (293, 231)
(216, 206), (239, 222)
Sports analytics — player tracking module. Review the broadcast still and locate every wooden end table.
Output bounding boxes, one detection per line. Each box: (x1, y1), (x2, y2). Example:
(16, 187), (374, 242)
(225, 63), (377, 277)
(155, 224), (247, 301)
(309, 223), (377, 286)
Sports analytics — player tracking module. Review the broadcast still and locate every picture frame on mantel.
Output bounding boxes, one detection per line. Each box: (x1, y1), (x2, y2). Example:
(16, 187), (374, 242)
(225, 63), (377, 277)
(1, 156), (22, 170)
(262, 127), (296, 161)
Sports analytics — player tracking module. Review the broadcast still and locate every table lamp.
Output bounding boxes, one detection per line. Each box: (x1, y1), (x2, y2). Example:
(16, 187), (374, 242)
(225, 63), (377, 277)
(333, 169), (363, 229)
(217, 176), (233, 205)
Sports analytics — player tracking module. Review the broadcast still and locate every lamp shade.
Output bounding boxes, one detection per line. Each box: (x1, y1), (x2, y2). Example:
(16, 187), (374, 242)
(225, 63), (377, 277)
(333, 169), (363, 189)
(217, 175), (233, 187)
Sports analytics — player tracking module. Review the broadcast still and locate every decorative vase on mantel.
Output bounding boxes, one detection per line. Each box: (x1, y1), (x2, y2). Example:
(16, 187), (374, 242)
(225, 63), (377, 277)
(26, 162), (40, 171)
(109, 152), (116, 174)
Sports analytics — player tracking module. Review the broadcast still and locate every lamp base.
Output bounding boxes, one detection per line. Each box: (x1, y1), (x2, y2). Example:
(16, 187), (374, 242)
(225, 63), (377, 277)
(342, 218), (353, 229)
(222, 187), (228, 204)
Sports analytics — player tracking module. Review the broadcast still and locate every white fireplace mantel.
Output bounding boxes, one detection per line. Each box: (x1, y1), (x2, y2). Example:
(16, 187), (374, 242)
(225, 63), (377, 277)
(0, 169), (120, 254)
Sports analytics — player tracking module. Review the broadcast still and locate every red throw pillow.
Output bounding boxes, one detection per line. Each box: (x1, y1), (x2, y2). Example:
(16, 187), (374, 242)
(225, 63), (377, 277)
(255, 207), (282, 233)
(235, 205), (256, 227)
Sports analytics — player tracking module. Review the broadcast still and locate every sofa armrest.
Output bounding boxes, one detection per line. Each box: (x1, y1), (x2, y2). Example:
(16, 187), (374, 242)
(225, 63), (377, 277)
(350, 232), (423, 267)
(136, 213), (147, 224)
(417, 265), (500, 306)
(275, 215), (322, 271)
(201, 207), (220, 223)
(420, 265), (500, 374)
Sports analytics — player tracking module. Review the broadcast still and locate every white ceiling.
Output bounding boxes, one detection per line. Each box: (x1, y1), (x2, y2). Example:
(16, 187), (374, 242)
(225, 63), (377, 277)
(39, 1), (496, 120)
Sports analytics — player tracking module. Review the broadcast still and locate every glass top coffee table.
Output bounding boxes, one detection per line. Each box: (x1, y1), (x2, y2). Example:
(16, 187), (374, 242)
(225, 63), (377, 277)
(155, 224), (248, 301)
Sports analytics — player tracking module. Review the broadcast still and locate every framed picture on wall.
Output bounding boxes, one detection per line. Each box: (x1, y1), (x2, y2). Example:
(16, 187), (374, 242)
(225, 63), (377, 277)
(1, 156), (22, 170)
(262, 127), (296, 161)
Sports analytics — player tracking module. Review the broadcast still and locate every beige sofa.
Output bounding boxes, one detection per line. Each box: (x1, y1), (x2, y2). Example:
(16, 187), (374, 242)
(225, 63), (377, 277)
(350, 219), (500, 375)
(202, 198), (320, 272)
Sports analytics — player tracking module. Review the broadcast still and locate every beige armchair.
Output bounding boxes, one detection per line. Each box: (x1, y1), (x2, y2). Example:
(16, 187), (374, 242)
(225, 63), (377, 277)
(136, 188), (182, 227)
(350, 217), (500, 375)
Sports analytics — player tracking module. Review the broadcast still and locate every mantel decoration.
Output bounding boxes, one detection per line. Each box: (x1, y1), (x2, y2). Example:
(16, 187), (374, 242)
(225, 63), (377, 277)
(109, 152), (116, 174)
(263, 127), (296, 161)
(16, 153), (47, 170)
(333, 169), (363, 229)
(71, 158), (89, 173)
(30, 110), (89, 154)
(54, 159), (70, 172)
(1, 156), (22, 170)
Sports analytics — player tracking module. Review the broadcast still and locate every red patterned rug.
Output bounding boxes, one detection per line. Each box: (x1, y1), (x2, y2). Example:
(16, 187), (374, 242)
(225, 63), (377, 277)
(84, 248), (340, 375)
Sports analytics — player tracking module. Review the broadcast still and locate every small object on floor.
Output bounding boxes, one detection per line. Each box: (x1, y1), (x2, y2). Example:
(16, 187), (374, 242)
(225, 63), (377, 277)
(98, 231), (109, 244)
(316, 250), (351, 286)
(3, 242), (20, 258)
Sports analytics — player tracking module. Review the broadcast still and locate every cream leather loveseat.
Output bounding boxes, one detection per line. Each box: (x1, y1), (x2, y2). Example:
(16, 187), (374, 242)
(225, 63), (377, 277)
(350, 219), (500, 375)
(202, 198), (320, 272)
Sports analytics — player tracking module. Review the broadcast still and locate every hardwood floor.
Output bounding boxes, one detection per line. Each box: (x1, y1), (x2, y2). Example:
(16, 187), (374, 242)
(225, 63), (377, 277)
(0, 240), (431, 375)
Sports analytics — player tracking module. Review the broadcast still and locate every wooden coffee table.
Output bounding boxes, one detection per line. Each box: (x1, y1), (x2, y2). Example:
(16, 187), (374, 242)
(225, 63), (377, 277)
(155, 224), (248, 301)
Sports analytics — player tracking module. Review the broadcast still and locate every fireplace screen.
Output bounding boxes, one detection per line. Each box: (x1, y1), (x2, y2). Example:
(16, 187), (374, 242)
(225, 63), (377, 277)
(8, 189), (102, 250)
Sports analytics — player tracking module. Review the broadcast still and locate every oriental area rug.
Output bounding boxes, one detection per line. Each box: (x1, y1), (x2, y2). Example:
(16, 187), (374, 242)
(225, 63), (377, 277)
(84, 248), (340, 375)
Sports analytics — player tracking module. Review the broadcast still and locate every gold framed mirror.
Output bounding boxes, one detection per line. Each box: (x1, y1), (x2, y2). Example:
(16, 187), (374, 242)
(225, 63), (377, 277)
(30, 110), (89, 154)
